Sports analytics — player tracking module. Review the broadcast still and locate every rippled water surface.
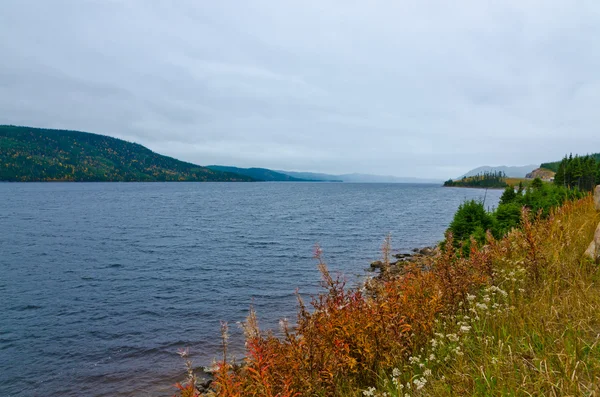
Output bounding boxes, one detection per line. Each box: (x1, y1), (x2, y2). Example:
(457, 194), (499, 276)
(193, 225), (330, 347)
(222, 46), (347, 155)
(0, 182), (501, 396)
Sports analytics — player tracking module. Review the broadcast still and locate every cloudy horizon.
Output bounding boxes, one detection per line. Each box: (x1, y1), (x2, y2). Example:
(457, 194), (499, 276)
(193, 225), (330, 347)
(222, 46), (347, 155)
(1, 1), (599, 178)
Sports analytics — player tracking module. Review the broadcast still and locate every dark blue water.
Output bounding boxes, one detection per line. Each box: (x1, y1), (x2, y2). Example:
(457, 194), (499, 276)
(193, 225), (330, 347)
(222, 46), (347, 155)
(0, 183), (501, 396)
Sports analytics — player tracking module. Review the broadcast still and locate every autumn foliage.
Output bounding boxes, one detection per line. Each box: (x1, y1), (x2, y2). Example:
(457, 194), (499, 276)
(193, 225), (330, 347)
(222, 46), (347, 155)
(179, 196), (599, 397)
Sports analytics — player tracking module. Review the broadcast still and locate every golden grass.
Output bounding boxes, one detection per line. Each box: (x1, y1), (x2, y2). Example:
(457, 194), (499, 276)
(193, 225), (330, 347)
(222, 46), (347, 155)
(505, 177), (538, 187)
(368, 197), (600, 397)
(423, 199), (600, 396)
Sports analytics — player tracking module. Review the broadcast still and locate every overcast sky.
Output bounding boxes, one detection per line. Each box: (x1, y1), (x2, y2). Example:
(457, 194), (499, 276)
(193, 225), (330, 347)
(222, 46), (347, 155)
(1, 1), (599, 178)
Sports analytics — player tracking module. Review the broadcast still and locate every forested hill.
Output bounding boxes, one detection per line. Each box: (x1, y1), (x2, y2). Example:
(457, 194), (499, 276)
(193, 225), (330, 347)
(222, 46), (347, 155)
(0, 125), (254, 182)
(207, 165), (310, 182)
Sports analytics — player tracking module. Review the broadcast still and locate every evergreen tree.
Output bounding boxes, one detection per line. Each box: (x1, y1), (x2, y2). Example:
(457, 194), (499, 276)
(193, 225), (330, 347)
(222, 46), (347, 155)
(531, 177), (544, 190)
(499, 186), (517, 205)
(552, 153), (599, 192)
(554, 157), (566, 187)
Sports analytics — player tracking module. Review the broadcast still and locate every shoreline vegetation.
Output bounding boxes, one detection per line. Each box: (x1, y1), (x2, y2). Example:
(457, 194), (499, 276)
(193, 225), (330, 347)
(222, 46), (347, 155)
(443, 171), (510, 189)
(175, 176), (600, 397)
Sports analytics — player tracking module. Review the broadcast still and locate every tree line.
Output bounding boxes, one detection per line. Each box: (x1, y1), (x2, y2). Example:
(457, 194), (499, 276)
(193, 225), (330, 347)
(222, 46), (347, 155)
(444, 171), (508, 188)
(553, 154), (600, 192)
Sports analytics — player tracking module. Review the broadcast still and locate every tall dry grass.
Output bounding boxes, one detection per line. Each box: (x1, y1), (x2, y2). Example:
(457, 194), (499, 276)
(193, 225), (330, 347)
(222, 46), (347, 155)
(177, 196), (600, 397)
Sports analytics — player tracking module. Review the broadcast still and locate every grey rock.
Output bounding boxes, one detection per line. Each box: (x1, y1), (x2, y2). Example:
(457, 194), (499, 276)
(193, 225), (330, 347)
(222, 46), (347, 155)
(419, 247), (434, 256)
(370, 260), (383, 269)
(584, 222), (600, 263)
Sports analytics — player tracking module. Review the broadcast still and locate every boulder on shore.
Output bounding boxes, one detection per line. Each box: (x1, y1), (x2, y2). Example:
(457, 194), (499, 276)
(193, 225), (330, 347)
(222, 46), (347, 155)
(370, 260), (383, 269)
(370, 246), (438, 276)
(419, 247), (435, 256)
(595, 185), (600, 211)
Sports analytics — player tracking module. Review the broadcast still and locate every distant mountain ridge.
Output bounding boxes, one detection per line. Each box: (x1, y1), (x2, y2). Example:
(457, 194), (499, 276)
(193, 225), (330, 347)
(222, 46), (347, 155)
(276, 170), (441, 183)
(206, 166), (312, 182)
(273, 171), (343, 182)
(458, 165), (538, 179)
(0, 125), (254, 182)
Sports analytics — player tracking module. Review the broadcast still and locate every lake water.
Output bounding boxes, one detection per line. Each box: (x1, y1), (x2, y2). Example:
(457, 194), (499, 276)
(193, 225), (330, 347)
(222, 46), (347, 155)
(0, 182), (501, 396)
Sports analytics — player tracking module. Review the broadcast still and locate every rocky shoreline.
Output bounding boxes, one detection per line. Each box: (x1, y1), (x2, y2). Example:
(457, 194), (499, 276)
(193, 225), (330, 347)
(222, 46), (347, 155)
(369, 245), (439, 276)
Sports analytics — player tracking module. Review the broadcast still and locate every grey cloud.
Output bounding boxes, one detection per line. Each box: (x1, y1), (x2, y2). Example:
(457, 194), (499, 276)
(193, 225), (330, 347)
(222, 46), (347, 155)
(1, 0), (600, 178)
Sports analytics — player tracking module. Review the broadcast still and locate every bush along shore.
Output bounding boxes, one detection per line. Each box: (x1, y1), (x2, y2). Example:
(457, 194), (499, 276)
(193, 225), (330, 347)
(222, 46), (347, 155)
(174, 183), (600, 397)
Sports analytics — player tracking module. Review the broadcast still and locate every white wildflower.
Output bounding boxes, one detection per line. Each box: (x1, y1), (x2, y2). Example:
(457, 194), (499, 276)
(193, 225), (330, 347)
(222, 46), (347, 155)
(408, 356), (421, 364)
(363, 387), (376, 396)
(446, 333), (459, 342)
(413, 377), (427, 390)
